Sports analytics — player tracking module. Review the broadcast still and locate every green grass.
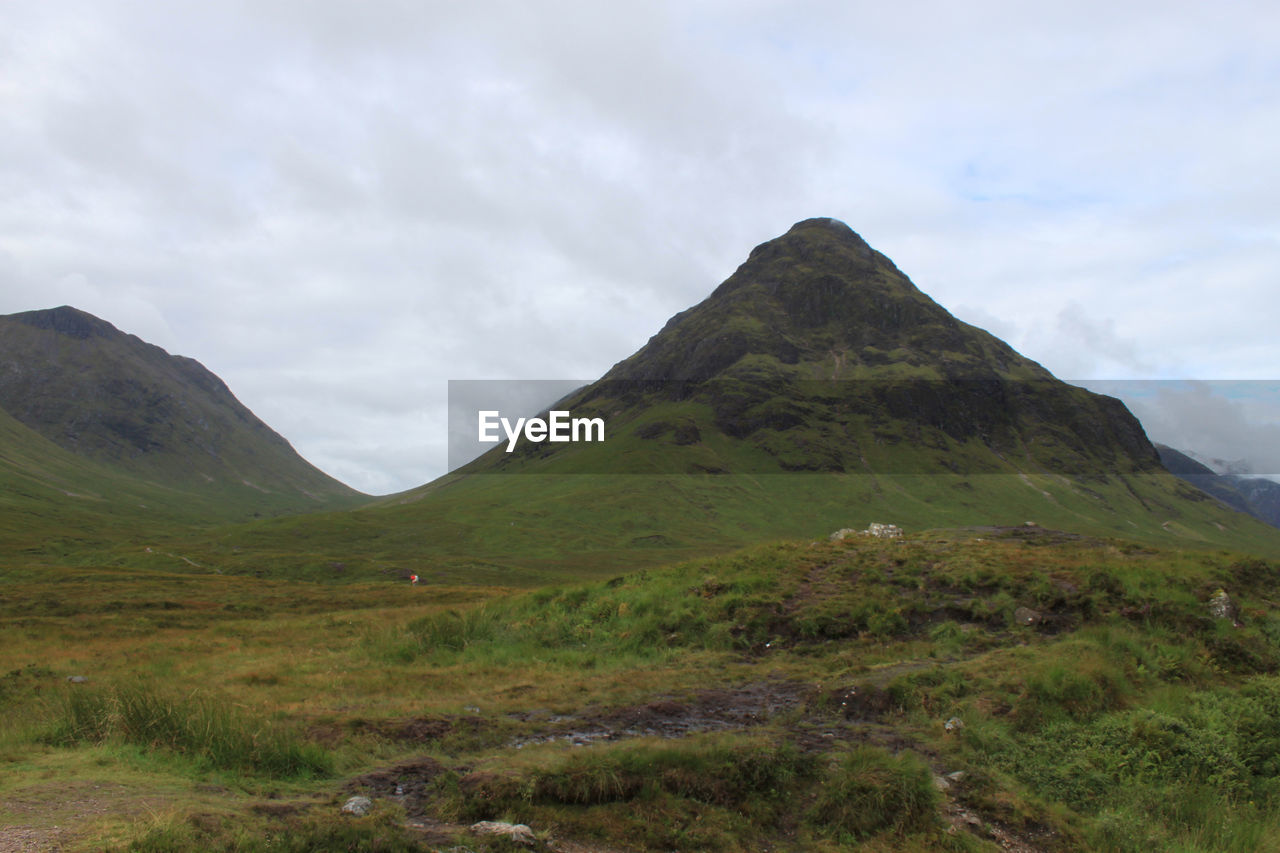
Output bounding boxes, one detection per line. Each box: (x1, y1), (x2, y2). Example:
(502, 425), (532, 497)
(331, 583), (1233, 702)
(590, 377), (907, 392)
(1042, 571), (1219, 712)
(809, 746), (941, 841)
(40, 683), (332, 778)
(6, 532), (1280, 851)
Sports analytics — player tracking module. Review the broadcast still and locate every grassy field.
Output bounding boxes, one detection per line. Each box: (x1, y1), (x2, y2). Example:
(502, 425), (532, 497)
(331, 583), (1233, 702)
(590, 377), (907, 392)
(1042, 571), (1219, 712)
(5, 528), (1280, 851)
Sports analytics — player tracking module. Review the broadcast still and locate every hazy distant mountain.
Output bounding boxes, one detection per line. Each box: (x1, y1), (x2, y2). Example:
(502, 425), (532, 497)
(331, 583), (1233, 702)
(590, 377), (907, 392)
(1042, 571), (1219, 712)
(1156, 444), (1280, 529)
(0, 306), (364, 519)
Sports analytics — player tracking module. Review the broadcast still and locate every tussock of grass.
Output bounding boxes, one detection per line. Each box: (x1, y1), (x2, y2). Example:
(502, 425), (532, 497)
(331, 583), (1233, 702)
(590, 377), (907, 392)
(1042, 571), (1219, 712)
(41, 684), (331, 778)
(111, 805), (421, 853)
(436, 732), (829, 850)
(449, 732), (807, 814)
(808, 746), (940, 840)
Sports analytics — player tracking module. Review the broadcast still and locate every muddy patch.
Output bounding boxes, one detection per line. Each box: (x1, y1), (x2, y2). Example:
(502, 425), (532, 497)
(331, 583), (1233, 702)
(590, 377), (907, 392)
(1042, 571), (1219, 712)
(831, 683), (895, 720)
(346, 757), (446, 817)
(511, 680), (811, 748)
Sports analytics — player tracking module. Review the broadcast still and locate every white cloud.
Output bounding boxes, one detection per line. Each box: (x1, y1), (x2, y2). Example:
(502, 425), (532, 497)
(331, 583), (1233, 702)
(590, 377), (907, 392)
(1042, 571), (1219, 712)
(2, 0), (1278, 492)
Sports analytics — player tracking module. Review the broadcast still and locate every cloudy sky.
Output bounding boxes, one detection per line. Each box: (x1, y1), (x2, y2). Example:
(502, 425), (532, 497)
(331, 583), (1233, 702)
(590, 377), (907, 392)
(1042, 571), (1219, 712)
(3, 1), (1278, 492)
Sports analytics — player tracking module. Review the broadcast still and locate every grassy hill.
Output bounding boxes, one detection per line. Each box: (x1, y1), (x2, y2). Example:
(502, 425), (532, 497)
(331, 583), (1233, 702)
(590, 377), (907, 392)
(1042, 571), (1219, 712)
(0, 306), (365, 523)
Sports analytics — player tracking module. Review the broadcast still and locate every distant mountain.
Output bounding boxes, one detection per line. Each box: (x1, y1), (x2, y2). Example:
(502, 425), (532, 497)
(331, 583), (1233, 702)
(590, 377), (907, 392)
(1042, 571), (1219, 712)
(198, 219), (1280, 582)
(1156, 444), (1280, 529)
(1179, 449), (1257, 477)
(0, 306), (364, 521)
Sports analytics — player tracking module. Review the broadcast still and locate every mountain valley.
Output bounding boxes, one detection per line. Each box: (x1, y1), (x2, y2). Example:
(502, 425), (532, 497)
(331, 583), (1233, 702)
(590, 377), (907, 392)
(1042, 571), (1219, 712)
(3, 221), (1280, 852)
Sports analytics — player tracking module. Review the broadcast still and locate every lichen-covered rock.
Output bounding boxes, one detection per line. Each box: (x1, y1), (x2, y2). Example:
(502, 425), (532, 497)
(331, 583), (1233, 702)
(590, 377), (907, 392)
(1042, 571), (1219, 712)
(470, 821), (536, 845)
(829, 528), (857, 541)
(341, 796), (372, 816)
(1208, 589), (1239, 623)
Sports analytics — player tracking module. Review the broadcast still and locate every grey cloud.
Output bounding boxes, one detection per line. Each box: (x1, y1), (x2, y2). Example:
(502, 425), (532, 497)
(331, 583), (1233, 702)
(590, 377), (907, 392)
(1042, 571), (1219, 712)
(1101, 382), (1280, 478)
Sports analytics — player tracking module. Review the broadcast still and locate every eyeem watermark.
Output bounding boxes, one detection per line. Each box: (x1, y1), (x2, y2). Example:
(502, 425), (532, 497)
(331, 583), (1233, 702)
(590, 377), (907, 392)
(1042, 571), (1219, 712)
(478, 410), (605, 452)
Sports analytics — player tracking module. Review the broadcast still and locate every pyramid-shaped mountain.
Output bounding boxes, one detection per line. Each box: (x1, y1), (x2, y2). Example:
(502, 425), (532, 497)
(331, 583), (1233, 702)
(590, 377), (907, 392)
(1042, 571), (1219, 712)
(462, 218), (1157, 479)
(0, 306), (363, 520)
(197, 220), (1280, 582)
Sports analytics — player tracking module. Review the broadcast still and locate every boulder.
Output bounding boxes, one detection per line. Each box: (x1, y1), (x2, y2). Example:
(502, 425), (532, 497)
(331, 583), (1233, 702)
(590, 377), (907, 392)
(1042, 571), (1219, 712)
(1208, 589), (1239, 624)
(1013, 607), (1041, 627)
(341, 796), (372, 816)
(470, 821), (536, 845)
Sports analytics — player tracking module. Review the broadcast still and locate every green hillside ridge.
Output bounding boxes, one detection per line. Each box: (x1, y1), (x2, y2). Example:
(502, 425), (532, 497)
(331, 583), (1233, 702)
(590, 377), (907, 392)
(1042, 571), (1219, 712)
(0, 306), (366, 523)
(164, 219), (1280, 581)
(0, 404), (290, 560)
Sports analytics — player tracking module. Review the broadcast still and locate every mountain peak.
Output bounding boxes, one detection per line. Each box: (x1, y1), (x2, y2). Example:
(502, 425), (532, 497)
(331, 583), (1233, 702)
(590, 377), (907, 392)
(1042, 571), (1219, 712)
(785, 216), (865, 242)
(9, 306), (122, 341)
(613, 218), (996, 384)
(743, 216), (877, 266)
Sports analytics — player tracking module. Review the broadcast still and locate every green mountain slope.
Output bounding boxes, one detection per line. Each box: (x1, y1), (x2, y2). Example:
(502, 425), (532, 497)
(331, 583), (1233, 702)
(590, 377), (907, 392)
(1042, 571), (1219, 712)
(181, 220), (1280, 582)
(0, 404), (252, 560)
(0, 306), (365, 522)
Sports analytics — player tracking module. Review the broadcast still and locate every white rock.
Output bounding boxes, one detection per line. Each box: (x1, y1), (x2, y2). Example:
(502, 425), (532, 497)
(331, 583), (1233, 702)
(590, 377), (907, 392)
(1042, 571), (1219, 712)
(341, 796), (372, 816)
(470, 821), (536, 845)
(864, 522), (903, 539)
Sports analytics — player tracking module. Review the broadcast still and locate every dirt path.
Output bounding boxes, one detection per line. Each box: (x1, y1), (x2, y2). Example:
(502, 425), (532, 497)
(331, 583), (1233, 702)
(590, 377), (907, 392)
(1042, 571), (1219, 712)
(0, 825), (66, 853)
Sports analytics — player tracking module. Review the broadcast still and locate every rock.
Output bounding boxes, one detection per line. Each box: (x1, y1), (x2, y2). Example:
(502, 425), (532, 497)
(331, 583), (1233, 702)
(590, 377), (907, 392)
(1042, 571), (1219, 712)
(864, 522), (903, 539)
(1013, 607), (1041, 627)
(65, 675), (89, 684)
(933, 774), (951, 791)
(944, 717), (964, 733)
(829, 527), (857, 541)
(1208, 589), (1239, 623)
(341, 796), (372, 816)
(1024, 520), (1038, 527)
(946, 770), (966, 782)
(470, 821), (536, 845)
